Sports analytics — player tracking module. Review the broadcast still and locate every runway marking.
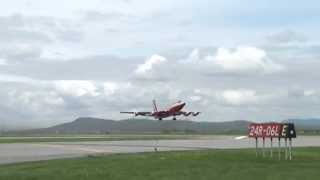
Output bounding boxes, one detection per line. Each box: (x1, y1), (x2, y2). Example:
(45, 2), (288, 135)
(52, 142), (208, 150)
(31, 143), (108, 153)
(29, 142), (200, 155)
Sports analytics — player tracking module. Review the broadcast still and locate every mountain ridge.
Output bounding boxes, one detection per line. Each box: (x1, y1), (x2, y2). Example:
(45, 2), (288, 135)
(6, 117), (320, 135)
(11, 117), (251, 135)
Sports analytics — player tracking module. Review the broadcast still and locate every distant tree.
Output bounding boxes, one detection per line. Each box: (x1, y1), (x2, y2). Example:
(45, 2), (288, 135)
(161, 129), (172, 134)
(184, 129), (197, 134)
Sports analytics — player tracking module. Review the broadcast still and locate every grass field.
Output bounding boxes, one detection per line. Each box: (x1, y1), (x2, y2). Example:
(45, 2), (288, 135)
(0, 134), (196, 144)
(0, 148), (319, 180)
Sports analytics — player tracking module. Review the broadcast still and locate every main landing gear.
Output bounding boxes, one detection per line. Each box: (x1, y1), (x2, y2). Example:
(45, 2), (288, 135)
(173, 117), (177, 121)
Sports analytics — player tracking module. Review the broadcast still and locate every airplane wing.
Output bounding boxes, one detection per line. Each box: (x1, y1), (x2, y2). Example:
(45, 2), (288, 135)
(120, 112), (153, 116)
(174, 111), (201, 116)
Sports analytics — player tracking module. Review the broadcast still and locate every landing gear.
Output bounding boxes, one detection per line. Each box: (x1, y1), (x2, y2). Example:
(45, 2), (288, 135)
(158, 118), (162, 121)
(173, 117), (177, 121)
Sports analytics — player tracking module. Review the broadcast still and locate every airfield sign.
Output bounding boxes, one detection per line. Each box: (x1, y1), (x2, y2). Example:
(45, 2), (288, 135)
(248, 123), (296, 138)
(248, 123), (296, 160)
(249, 123), (282, 138)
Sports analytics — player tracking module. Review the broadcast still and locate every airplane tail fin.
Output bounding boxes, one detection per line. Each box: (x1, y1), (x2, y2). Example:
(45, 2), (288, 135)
(152, 99), (158, 112)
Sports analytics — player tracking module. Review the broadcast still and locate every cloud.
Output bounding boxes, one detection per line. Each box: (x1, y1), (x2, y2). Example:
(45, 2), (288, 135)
(267, 30), (307, 44)
(209, 46), (285, 73)
(0, 75), (135, 128)
(183, 48), (200, 63)
(135, 54), (167, 75)
(0, 58), (7, 65)
(131, 46), (285, 83)
(53, 80), (99, 97)
(83, 11), (131, 22)
(0, 13), (89, 66)
(218, 89), (259, 106)
(56, 29), (84, 43)
(0, 85), (67, 129)
(0, 73), (129, 98)
(181, 46), (285, 74)
(0, 29), (52, 44)
(189, 95), (202, 102)
(103, 82), (121, 96)
(288, 88), (319, 98)
(0, 13), (86, 46)
(193, 88), (279, 107)
(9, 90), (64, 108)
(0, 44), (42, 62)
(0, 73), (37, 83)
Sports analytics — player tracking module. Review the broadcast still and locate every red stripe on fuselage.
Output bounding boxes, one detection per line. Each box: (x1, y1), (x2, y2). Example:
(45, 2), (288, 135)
(152, 102), (186, 119)
(168, 102), (185, 113)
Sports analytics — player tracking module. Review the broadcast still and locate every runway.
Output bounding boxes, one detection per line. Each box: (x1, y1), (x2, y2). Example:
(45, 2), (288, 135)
(0, 135), (320, 165)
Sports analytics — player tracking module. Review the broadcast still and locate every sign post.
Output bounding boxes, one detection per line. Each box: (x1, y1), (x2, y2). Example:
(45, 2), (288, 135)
(285, 138), (288, 160)
(278, 137), (281, 160)
(270, 137), (273, 158)
(262, 137), (265, 157)
(255, 137), (258, 157)
(289, 138), (292, 160)
(248, 123), (296, 160)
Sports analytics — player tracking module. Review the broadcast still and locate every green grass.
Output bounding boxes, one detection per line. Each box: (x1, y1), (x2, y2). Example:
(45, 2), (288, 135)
(0, 148), (320, 180)
(0, 134), (194, 144)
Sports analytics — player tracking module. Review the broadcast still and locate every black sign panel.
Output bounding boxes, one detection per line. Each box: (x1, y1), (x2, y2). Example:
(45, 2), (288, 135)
(281, 123), (296, 138)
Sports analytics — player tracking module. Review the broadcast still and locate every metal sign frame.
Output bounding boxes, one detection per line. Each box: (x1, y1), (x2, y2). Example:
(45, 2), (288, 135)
(248, 123), (296, 160)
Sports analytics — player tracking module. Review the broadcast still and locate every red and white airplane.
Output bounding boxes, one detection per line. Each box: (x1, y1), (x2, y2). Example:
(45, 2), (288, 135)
(120, 100), (200, 120)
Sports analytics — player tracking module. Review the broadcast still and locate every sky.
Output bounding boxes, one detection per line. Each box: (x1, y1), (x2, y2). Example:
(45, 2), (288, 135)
(1, 0), (320, 129)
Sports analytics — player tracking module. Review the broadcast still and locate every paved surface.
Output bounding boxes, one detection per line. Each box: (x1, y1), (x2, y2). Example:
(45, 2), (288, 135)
(0, 136), (319, 165)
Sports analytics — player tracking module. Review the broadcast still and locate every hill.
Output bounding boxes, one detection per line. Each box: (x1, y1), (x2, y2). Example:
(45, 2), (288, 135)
(288, 118), (320, 130)
(14, 117), (251, 135)
(7, 117), (320, 135)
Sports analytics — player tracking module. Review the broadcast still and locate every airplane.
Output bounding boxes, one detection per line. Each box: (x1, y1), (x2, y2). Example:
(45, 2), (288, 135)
(120, 100), (200, 120)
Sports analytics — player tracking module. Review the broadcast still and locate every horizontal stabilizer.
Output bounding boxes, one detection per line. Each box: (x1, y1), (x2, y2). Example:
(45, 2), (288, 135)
(120, 111), (152, 116)
(120, 112), (135, 114)
(181, 112), (201, 116)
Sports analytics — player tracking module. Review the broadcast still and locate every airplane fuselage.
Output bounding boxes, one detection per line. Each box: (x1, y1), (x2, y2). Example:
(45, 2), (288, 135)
(120, 100), (199, 120)
(152, 102), (186, 119)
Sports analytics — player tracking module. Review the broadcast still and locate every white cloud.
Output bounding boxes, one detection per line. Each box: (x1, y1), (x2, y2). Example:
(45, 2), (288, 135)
(219, 89), (259, 106)
(0, 44), (42, 61)
(0, 73), (37, 83)
(0, 58), (7, 65)
(267, 30), (307, 44)
(194, 88), (275, 106)
(189, 95), (202, 102)
(135, 54), (167, 75)
(184, 48), (200, 63)
(103, 82), (119, 96)
(206, 46), (285, 73)
(194, 88), (259, 105)
(304, 90), (316, 97)
(132, 46), (284, 83)
(53, 80), (99, 97)
(6, 90), (65, 115)
(288, 88), (319, 98)
(43, 93), (65, 106)
(179, 46), (285, 74)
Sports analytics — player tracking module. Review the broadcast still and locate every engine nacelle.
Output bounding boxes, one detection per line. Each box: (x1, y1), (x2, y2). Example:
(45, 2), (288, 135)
(192, 112), (200, 116)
